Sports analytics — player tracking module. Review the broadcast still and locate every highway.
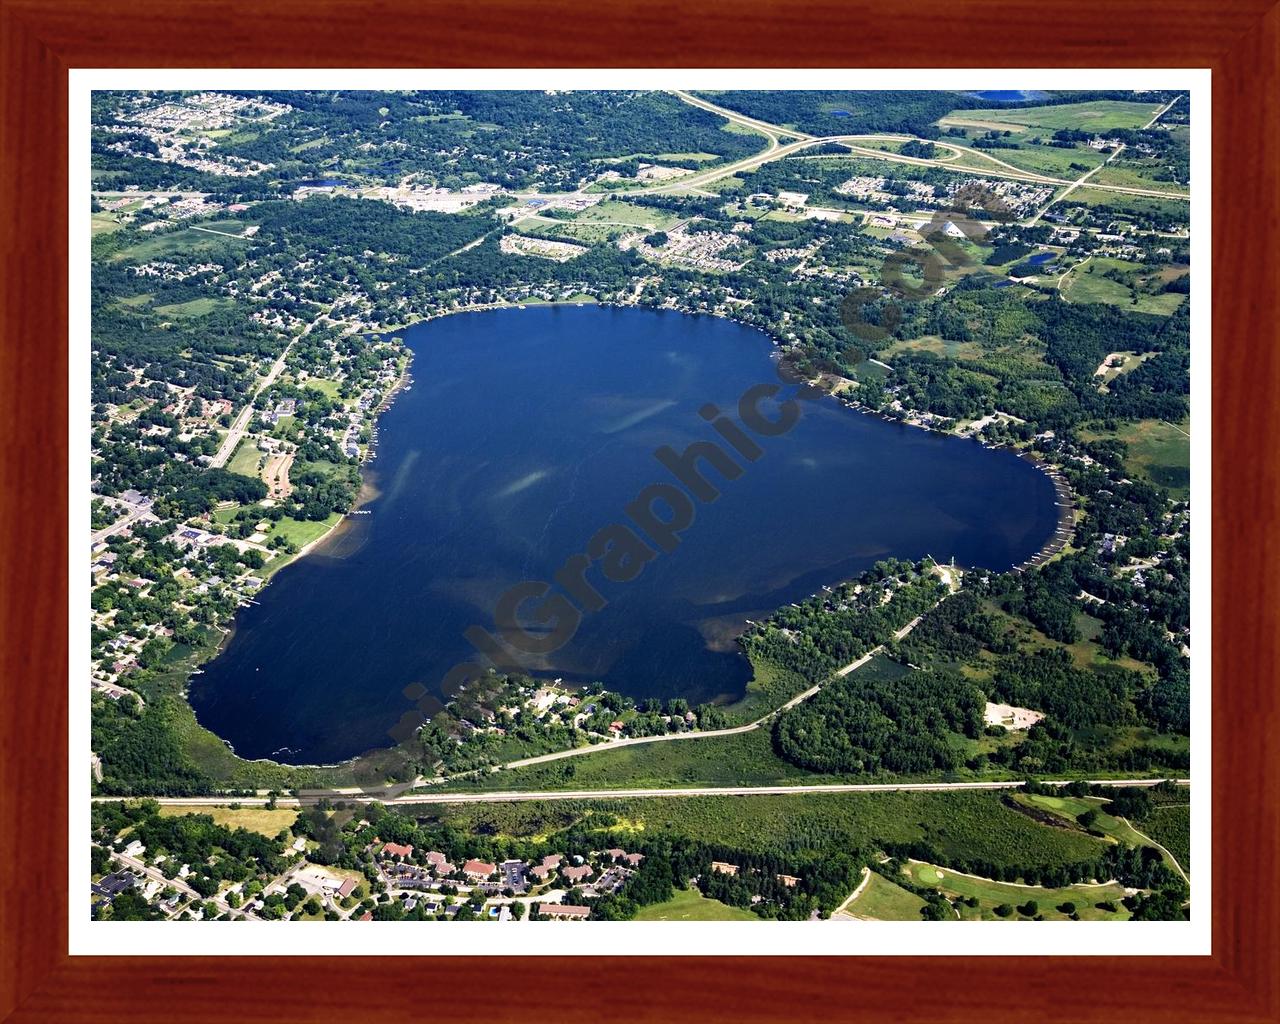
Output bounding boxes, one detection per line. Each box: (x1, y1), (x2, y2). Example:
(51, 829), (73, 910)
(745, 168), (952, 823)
(93, 777), (1189, 809)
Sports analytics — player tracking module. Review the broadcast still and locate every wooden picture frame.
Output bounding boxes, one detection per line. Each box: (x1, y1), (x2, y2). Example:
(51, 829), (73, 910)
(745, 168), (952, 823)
(1, 1), (1275, 1020)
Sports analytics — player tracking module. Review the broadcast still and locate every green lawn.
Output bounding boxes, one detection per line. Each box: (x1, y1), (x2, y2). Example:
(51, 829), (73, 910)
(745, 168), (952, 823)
(901, 861), (1130, 920)
(845, 871), (926, 920)
(632, 887), (759, 921)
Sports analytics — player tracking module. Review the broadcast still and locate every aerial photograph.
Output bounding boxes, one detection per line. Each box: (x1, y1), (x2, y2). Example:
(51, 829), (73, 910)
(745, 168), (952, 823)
(86, 85), (1194, 927)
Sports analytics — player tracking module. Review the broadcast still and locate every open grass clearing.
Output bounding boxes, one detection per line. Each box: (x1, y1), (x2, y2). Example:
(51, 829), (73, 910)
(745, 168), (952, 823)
(157, 804), (298, 837)
(153, 296), (234, 319)
(941, 100), (1165, 133)
(902, 860), (1130, 920)
(845, 871), (927, 920)
(1077, 417), (1190, 499)
(632, 887), (760, 921)
(225, 439), (264, 477)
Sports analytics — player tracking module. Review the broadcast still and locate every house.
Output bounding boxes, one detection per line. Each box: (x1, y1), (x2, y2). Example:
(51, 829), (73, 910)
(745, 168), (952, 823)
(776, 874), (800, 888)
(462, 858), (497, 880)
(381, 841), (413, 860)
(604, 848), (627, 862)
(623, 852), (644, 867)
(123, 839), (145, 859)
(561, 864), (593, 884)
(710, 861), (740, 876)
(336, 878), (358, 900)
(540, 904), (591, 920)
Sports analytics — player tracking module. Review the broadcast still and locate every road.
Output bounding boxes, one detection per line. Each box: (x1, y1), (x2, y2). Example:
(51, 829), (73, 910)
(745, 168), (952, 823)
(208, 340), (298, 469)
(109, 849), (253, 919)
(500, 577), (949, 772)
(648, 92), (1189, 204)
(96, 777), (1189, 809)
(90, 501), (157, 545)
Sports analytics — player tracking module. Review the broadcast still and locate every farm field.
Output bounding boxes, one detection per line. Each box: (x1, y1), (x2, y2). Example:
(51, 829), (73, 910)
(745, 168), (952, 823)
(844, 871), (927, 920)
(901, 861), (1131, 920)
(632, 887), (760, 921)
(1077, 417), (1191, 499)
(940, 100), (1165, 133)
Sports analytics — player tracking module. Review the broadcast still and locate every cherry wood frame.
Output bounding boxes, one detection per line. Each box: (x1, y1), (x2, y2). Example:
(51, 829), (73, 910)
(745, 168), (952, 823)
(2, 1), (1276, 1020)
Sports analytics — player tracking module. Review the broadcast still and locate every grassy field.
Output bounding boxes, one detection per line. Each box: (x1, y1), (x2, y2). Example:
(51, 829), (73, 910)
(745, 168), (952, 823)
(446, 726), (817, 793)
(1141, 804), (1191, 872)
(301, 377), (345, 401)
(941, 100), (1165, 133)
(109, 225), (248, 264)
(158, 804), (298, 837)
(844, 871), (927, 920)
(153, 296), (234, 319)
(1064, 187), (1190, 225)
(1089, 161), (1188, 194)
(226, 439), (263, 477)
(632, 887), (760, 921)
(951, 141), (1105, 179)
(901, 861), (1130, 920)
(1077, 418), (1191, 499)
(1061, 257), (1188, 316)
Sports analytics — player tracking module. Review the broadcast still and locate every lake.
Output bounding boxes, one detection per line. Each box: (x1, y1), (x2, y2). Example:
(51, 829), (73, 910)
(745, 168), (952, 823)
(189, 306), (1059, 764)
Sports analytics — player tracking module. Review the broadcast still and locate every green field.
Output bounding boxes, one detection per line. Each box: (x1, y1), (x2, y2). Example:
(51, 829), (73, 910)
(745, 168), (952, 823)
(225, 439), (263, 477)
(110, 224), (249, 263)
(942, 100), (1165, 133)
(1089, 161), (1187, 194)
(1061, 257), (1188, 316)
(632, 887), (760, 921)
(901, 861), (1130, 920)
(1064, 187), (1190, 224)
(1077, 418), (1191, 499)
(153, 297), (233, 318)
(448, 726), (816, 793)
(951, 141), (1105, 180)
(157, 804), (298, 837)
(844, 871), (927, 920)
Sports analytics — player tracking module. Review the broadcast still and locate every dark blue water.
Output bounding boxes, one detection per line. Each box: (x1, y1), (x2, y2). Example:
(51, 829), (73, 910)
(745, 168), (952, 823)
(189, 306), (1058, 764)
(1027, 253), (1055, 266)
